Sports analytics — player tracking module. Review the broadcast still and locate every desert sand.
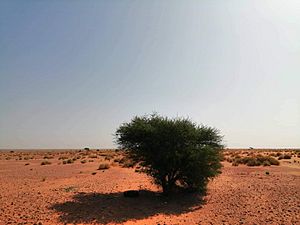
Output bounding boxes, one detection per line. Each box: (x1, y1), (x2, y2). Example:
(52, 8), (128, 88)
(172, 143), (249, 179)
(0, 149), (299, 225)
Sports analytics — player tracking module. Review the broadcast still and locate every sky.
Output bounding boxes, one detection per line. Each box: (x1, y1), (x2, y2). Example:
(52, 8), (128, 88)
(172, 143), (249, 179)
(0, 0), (299, 149)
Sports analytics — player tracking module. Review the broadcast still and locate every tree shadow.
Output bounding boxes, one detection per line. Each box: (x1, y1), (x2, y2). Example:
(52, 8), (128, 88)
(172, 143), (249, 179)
(50, 190), (205, 224)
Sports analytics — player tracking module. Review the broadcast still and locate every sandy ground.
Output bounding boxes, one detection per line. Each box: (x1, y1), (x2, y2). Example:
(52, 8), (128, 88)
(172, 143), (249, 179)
(0, 150), (299, 225)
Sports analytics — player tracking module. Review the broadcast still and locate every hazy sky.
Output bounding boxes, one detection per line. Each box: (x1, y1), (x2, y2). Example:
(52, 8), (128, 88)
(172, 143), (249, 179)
(1, 0), (299, 149)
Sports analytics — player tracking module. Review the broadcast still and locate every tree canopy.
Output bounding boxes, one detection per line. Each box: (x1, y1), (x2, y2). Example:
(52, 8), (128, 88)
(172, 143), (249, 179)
(115, 114), (223, 195)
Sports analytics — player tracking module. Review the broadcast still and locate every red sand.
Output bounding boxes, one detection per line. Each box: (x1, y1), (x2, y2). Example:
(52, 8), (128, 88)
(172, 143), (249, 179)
(0, 150), (299, 225)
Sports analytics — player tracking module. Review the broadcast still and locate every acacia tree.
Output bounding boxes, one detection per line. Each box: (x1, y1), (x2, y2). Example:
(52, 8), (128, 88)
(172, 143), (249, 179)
(115, 114), (223, 195)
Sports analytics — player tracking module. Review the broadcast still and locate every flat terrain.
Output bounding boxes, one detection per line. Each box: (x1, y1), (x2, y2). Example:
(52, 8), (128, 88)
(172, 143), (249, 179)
(0, 149), (299, 225)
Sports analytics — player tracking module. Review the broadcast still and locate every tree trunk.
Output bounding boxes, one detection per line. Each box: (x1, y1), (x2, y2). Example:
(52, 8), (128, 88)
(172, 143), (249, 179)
(161, 174), (176, 196)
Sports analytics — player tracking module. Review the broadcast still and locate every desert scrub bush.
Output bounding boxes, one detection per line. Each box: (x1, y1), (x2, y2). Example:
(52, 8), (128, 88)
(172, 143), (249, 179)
(105, 155), (113, 161)
(63, 186), (76, 192)
(41, 161), (52, 165)
(66, 159), (74, 164)
(89, 154), (98, 159)
(63, 159), (74, 164)
(116, 113), (223, 195)
(246, 158), (260, 166)
(266, 156), (280, 165)
(233, 155), (279, 166)
(263, 161), (271, 166)
(58, 156), (68, 160)
(122, 160), (135, 168)
(232, 161), (239, 166)
(113, 158), (121, 163)
(72, 157), (77, 162)
(98, 163), (110, 170)
(226, 157), (233, 163)
(81, 159), (87, 164)
(278, 154), (292, 160)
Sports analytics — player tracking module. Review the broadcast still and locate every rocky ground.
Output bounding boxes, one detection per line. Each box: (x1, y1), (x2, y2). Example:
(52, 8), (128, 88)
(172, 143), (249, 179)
(0, 149), (299, 225)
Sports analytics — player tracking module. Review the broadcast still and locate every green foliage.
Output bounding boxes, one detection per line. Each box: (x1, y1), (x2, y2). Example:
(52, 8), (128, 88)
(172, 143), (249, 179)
(115, 114), (223, 195)
(232, 155), (279, 166)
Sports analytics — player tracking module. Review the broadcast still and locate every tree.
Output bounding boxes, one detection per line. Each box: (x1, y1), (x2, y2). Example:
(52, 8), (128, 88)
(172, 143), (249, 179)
(115, 114), (223, 195)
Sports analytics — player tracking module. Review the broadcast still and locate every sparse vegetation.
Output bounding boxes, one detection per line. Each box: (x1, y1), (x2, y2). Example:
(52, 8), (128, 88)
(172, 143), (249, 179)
(98, 163), (110, 170)
(116, 113), (223, 195)
(230, 155), (279, 167)
(58, 156), (68, 160)
(41, 161), (52, 166)
(63, 186), (76, 192)
(89, 154), (98, 159)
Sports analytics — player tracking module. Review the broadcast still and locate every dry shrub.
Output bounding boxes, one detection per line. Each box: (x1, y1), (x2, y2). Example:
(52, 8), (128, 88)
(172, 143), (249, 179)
(98, 163), (110, 170)
(278, 154), (292, 160)
(232, 155), (279, 167)
(63, 159), (74, 164)
(41, 161), (52, 166)
(58, 156), (68, 160)
(105, 155), (114, 161)
(232, 161), (239, 166)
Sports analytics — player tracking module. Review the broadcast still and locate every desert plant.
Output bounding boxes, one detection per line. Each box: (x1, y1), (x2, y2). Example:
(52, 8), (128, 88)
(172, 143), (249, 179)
(278, 154), (291, 160)
(98, 163), (110, 170)
(232, 161), (239, 166)
(263, 161), (271, 166)
(246, 158), (260, 166)
(67, 159), (74, 164)
(59, 156), (68, 160)
(266, 156), (280, 165)
(41, 161), (52, 165)
(116, 113), (223, 195)
(105, 155), (113, 161)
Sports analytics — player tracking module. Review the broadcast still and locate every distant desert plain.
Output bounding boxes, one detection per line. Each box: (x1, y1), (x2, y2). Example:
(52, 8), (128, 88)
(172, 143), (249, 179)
(0, 149), (299, 225)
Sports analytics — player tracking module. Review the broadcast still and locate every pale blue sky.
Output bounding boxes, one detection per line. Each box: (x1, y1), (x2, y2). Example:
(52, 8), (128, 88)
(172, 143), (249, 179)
(0, 0), (299, 149)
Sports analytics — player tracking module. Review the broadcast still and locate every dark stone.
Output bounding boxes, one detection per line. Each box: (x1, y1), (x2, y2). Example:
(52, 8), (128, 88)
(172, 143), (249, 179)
(123, 190), (139, 198)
